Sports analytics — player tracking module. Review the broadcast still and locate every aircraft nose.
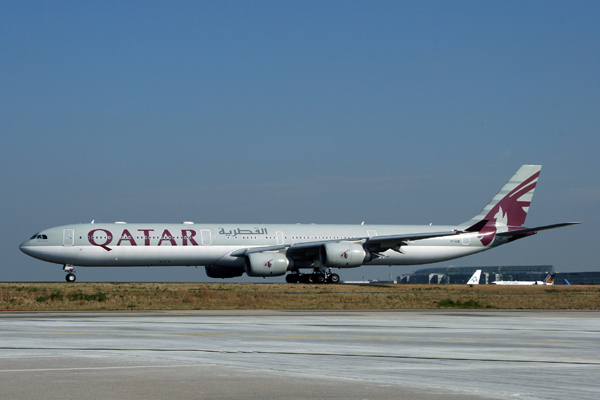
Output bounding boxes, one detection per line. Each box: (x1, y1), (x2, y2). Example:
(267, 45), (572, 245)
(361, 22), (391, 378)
(19, 241), (33, 256)
(20, 239), (52, 262)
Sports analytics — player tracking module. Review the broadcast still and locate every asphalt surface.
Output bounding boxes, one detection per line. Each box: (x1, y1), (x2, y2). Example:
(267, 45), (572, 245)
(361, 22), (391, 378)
(1, 310), (599, 399)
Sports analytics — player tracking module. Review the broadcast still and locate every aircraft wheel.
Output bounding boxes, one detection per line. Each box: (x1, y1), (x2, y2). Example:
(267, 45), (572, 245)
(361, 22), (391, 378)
(66, 273), (76, 283)
(316, 274), (326, 284)
(329, 273), (340, 284)
(286, 274), (299, 283)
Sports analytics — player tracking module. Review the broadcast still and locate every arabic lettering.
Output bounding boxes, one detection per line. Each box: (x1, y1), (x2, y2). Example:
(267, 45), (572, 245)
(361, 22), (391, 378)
(218, 227), (268, 236)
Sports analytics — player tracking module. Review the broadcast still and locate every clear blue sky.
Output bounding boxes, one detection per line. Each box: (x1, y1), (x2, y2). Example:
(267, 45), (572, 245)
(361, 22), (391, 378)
(1, 1), (598, 282)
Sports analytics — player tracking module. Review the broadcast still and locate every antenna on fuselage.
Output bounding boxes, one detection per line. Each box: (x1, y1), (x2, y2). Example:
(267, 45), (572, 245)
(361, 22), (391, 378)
(91, 220), (94, 224)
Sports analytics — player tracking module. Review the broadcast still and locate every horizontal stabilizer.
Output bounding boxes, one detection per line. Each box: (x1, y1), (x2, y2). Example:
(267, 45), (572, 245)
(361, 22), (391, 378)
(496, 222), (581, 237)
(465, 220), (488, 232)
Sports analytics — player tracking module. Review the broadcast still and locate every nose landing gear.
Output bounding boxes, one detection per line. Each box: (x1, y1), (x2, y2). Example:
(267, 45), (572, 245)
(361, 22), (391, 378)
(63, 264), (76, 283)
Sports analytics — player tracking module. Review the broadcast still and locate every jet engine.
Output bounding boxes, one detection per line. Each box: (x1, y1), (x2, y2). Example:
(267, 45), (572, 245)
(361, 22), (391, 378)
(205, 265), (244, 279)
(319, 243), (371, 268)
(245, 252), (290, 277)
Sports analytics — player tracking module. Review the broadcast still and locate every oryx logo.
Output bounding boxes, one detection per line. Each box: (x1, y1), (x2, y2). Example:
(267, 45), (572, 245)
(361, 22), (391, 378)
(341, 250), (349, 259)
(477, 170), (540, 246)
(265, 259), (273, 268)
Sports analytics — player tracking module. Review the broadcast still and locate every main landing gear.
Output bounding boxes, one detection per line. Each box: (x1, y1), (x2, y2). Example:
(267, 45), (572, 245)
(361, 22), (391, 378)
(63, 264), (76, 283)
(285, 270), (340, 284)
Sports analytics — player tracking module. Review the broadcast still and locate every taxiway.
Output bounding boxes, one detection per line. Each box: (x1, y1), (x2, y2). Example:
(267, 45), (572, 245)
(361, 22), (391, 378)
(1, 310), (599, 399)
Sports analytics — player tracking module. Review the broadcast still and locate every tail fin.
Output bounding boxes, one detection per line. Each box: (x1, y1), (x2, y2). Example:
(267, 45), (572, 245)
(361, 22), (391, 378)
(463, 165), (541, 228)
(544, 273), (556, 285)
(467, 270), (481, 285)
(462, 165), (541, 245)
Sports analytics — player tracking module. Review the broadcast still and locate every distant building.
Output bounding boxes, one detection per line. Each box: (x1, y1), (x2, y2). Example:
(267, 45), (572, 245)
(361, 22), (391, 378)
(398, 265), (555, 285)
(555, 272), (600, 285)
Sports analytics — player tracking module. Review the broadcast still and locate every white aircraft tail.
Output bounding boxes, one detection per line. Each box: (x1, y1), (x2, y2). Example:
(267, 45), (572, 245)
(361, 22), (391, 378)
(467, 270), (482, 285)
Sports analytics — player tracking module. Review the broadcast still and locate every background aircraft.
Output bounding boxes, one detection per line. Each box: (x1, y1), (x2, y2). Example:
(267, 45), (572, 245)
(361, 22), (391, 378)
(20, 165), (579, 283)
(467, 270), (482, 285)
(492, 272), (556, 285)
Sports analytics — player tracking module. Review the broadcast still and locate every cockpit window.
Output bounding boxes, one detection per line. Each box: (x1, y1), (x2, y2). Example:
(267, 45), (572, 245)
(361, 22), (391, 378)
(31, 234), (48, 240)
(30, 234), (39, 240)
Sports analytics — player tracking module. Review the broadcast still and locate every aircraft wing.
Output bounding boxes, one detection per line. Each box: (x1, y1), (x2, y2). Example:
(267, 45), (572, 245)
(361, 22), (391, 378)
(283, 231), (461, 259)
(230, 245), (288, 257)
(363, 231), (461, 253)
(230, 223), (578, 258)
(229, 231), (461, 259)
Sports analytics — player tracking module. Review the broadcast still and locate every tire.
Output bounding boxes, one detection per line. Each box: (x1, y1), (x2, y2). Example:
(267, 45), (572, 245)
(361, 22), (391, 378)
(330, 273), (340, 284)
(66, 273), (76, 283)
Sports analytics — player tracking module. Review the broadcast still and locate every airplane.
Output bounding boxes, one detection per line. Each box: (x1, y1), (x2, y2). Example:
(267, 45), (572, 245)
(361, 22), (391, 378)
(20, 165), (579, 283)
(466, 270), (482, 285)
(492, 272), (556, 285)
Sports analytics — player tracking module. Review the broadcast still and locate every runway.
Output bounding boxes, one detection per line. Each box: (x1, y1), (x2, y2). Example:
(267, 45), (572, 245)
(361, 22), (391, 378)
(1, 310), (599, 399)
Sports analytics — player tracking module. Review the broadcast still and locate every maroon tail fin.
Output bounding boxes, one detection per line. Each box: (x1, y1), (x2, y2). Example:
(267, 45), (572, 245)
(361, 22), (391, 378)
(461, 165), (542, 245)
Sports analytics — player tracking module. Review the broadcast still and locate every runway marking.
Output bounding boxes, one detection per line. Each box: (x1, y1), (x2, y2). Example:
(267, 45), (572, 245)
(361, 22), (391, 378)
(0, 329), (599, 347)
(0, 364), (199, 373)
(1, 346), (599, 365)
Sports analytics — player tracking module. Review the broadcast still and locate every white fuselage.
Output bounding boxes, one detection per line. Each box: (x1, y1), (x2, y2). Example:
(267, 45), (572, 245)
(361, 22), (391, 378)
(19, 166), (578, 281)
(20, 222), (497, 269)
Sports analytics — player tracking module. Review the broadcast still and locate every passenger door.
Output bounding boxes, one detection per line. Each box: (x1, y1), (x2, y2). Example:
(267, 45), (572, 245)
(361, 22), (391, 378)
(63, 229), (74, 246)
(201, 229), (211, 246)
